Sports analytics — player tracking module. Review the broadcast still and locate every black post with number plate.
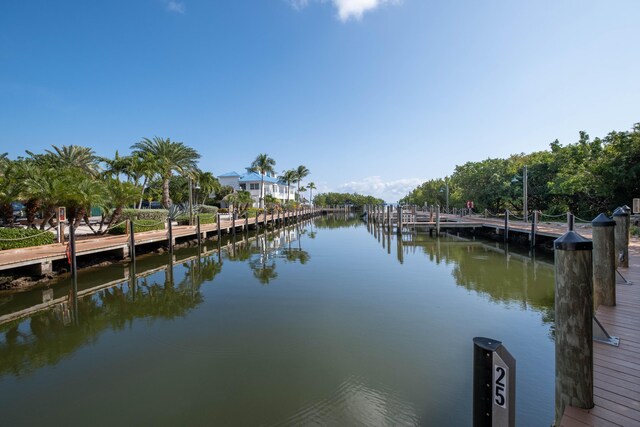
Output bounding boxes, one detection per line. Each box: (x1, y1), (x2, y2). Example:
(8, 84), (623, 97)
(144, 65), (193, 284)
(473, 337), (516, 427)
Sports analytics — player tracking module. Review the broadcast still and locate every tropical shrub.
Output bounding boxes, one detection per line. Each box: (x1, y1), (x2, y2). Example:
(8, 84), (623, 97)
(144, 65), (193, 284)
(108, 219), (165, 235)
(118, 209), (168, 222)
(175, 213), (216, 226)
(0, 228), (55, 250)
(198, 213), (216, 224)
(245, 207), (264, 217)
(198, 205), (219, 215)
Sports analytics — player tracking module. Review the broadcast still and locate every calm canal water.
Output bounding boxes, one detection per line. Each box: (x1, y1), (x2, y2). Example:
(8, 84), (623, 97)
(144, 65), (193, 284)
(0, 215), (555, 426)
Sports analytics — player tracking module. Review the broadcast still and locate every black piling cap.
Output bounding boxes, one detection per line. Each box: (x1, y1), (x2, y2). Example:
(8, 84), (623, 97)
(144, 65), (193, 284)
(613, 207), (629, 217)
(473, 337), (502, 352)
(592, 213), (615, 227)
(554, 231), (593, 251)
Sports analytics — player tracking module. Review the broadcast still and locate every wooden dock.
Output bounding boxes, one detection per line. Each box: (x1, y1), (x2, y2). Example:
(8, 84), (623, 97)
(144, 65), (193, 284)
(560, 242), (640, 426)
(0, 209), (320, 276)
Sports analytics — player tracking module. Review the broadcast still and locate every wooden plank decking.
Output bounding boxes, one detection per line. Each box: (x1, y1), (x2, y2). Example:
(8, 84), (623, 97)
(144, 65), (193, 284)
(560, 244), (640, 426)
(0, 210), (317, 274)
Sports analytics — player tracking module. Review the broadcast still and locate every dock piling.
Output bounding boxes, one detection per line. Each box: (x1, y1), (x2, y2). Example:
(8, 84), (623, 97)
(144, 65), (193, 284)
(167, 218), (174, 254)
(129, 219), (136, 261)
(613, 207), (630, 268)
(592, 213), (616, 308)
(554, 231), (594, 425)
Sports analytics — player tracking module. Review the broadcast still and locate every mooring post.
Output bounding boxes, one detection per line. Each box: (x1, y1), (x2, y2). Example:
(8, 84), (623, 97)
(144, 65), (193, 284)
(592, 213), (616, 308)
(613, 207), (630, 268)
(554, 231), (594, 425)
(196, 215), (202, 246)
(504, 210), (509, 243)
(255, 210), (259, 232)
(530, 210), (537, 248)
(397, 204), (402, 236)
(232, 211), (236, 238)
(245, 214), (249, 232)
(436, 205), (441, 235)
(217, 213), (221, 241)
(167, 217), (174, 254)
(472, 337), (516, 427)
(567, 212), (575, 231)
(69, 222), (79, 324)
(129, 219), (136, 261)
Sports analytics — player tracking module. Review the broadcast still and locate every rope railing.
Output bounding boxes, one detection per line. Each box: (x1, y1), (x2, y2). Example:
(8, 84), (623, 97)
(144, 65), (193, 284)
(105, 220), (128, 231)
(540, 212), (566, 218)
(573, 215), (593, 224)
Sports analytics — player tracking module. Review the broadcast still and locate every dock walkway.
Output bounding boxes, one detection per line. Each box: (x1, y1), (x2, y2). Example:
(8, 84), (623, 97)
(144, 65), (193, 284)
(0, 210), (318, 275)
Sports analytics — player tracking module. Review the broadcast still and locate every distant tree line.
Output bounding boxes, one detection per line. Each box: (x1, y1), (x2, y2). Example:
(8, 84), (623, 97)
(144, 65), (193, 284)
(401, 123), (640, 218)
(313, 192), (384, 207)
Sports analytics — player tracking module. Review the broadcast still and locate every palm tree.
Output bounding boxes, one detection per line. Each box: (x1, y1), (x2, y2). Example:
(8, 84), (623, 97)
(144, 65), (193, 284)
(307, 182), (316, 206)
(43, 145), (102, 177)
(195, 171), (220, 205)
(101, 151), (131, 182)
(0, 160), (20, 226)
(126, 152), (158, 208)
(294, 165), (310, 201)
(130, 137), (200, 208)
(248, 154), (276, 209)
(278, 169), (297, 202)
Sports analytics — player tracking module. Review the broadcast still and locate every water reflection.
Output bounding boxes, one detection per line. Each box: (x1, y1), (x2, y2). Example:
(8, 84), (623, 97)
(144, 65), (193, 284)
(0, 222), (310, 376)
(366, 222), (555, 336)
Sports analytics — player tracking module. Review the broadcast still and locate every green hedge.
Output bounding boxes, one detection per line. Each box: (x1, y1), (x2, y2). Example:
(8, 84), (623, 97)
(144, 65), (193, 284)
(198, 214), (216, 224)
(119, 209), (168, 222)
(198, 205), (219, 215)
(176, 214), (217, 226)
(0, 228), (56, 250)
(109, 219), (165, 235)
(246, 207), (264, 216)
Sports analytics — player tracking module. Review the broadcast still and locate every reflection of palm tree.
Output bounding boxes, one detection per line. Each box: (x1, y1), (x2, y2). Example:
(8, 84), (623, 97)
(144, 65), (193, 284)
(248, 235), (278, 284)
(251, 261), (278, 284)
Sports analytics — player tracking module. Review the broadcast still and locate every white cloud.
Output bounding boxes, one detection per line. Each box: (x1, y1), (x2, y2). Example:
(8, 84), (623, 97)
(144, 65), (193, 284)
(337, 176), (423, 202)
(287, 0), (400, 22)
(333, 0), (399, 21)
(166, 1), (186, 14)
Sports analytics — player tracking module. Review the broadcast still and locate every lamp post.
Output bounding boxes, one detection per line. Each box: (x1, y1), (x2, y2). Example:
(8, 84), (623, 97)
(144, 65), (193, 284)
(445, 178), (449, 213)
(512, 166), (528, 223)
(523, 165), (528, 224)
(440, 178), (449, 213)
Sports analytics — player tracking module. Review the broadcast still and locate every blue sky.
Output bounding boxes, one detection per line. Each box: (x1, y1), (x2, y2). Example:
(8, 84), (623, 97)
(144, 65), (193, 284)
(1, 0), (639, 202)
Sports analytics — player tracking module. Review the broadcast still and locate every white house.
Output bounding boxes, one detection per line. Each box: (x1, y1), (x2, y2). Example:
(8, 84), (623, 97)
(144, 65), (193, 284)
(218, 171), (297, 207)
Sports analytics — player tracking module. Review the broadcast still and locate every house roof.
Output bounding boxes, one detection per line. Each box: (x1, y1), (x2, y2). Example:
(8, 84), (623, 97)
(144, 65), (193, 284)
(238, 172), (280, 184)
(218, 171), (241, 177)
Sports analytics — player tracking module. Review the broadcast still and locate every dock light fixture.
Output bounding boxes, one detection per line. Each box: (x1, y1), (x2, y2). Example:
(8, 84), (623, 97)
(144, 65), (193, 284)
(511, 166), (528, 223)
(439, 178), (449, 213)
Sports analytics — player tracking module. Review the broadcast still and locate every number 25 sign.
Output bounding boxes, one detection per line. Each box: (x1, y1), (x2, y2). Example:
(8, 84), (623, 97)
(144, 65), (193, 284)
(494, 365), (508, 408)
